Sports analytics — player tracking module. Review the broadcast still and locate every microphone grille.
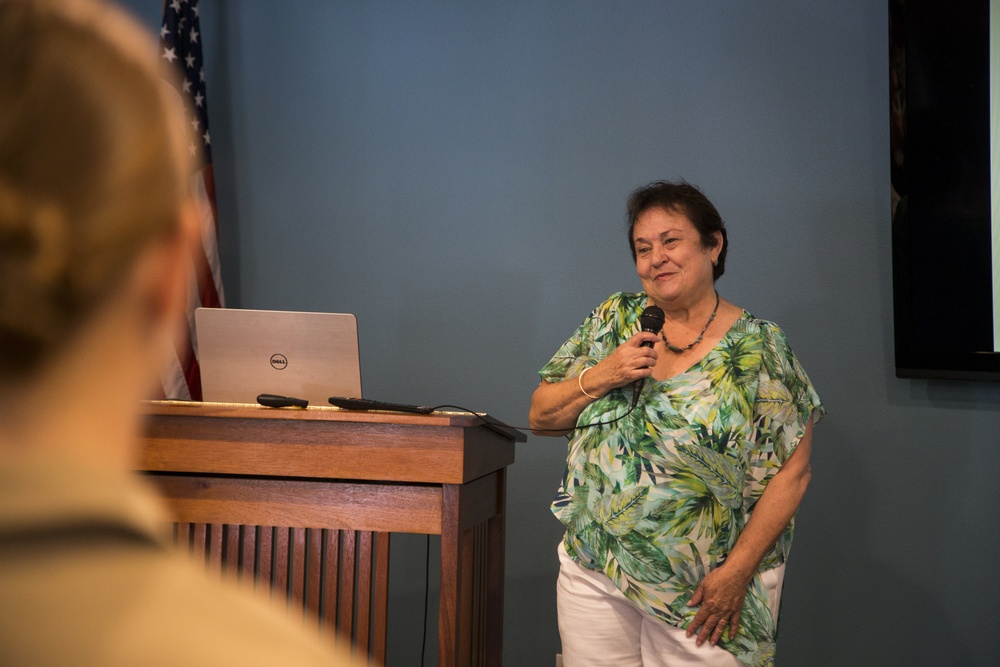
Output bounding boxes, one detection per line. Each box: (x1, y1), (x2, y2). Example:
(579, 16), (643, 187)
(639, 305), (665, 334)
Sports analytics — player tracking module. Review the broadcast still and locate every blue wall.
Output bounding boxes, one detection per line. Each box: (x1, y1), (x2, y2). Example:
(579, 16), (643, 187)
(124, 1), (1000, 664)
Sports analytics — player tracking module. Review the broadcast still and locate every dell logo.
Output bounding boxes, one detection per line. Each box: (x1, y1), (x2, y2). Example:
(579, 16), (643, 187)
(270, 354), (288, 370)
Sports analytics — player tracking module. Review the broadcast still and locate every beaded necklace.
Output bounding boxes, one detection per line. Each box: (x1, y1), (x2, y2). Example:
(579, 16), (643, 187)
(659, 290), (719, 353)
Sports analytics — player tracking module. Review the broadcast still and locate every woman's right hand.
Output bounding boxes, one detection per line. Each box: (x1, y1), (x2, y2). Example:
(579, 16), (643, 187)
(528, 331), (659, 435)
(589, 331), (660, 392)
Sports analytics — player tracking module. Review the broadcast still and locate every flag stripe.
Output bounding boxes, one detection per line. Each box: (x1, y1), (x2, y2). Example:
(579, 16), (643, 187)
(159, 0), (223, 401)
(192, 168), (223, 309)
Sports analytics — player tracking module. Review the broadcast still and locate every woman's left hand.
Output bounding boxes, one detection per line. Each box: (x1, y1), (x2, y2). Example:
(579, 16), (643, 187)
(685, 564), (751, 647)
(683, 420), (814, 646)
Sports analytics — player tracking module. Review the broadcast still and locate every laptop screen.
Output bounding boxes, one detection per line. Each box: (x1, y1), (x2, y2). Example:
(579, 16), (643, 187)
(194, 308), (362, 406)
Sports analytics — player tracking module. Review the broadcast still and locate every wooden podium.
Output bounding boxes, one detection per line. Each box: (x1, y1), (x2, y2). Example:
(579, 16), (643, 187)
(139, 400), (523, 666)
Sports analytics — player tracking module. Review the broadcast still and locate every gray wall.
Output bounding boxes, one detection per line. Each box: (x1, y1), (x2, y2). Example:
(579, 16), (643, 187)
(123, 1), (1000, 665)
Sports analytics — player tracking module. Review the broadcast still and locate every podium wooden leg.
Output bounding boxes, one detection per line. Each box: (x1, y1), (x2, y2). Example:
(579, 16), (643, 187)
(440, 484), (462, 667)
(439, 472), (506, 667)
(484, 470), (506, 667)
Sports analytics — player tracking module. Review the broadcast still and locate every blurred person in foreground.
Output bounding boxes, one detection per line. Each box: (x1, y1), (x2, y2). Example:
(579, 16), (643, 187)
(0, 1), (363, 664)
(529, 181), (825, 667)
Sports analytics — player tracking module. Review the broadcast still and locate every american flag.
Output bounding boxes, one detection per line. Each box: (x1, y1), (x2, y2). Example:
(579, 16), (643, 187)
(158, 0), (224, 400)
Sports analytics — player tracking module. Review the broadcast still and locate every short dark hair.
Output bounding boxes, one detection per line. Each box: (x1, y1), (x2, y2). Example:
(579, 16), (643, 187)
(626, 180), (728, 280)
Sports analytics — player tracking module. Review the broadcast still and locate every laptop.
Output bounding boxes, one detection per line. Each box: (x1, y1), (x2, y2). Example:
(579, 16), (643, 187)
(195, 308), (362, 406)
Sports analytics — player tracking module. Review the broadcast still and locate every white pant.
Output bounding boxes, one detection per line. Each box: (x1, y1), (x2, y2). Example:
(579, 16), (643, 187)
(556, 542), (784, 667)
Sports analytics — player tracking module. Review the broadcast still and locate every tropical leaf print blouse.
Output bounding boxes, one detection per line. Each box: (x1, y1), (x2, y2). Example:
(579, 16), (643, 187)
(539, 293), (826, 667)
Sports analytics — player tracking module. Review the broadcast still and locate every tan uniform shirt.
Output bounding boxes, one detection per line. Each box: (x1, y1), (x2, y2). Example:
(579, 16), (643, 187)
(0, 456), (367, 666)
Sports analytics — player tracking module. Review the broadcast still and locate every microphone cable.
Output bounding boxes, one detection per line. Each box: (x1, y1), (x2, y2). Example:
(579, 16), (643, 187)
(429, 397), (641, 435)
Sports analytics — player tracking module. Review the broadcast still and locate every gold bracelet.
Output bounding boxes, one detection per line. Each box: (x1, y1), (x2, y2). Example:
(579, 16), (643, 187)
(577, 366), (599, 400)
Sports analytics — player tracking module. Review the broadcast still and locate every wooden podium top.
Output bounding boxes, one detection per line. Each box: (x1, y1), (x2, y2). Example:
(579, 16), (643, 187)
(140, 400), (523, 485)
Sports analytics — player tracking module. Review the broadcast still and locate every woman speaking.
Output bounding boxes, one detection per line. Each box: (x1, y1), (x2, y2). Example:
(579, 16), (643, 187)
(530, 181), (825, 667)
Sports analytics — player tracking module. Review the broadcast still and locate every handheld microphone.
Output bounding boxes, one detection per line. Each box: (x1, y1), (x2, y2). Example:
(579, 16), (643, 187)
(631, 305), (665, 408)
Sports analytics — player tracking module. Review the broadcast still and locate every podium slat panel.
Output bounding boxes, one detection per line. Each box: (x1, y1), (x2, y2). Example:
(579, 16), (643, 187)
(172, 524), (390, 664)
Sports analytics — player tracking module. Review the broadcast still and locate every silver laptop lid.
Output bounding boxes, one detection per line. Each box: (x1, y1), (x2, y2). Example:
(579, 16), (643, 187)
(195, 308), (362, 406)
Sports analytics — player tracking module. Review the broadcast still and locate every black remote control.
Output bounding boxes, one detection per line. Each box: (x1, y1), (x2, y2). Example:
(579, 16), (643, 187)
(257, 394), (308, 408)
(328, 397), (434, 414)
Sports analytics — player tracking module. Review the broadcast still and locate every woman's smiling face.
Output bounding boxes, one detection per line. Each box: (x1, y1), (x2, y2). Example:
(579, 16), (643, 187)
(632, 207), (721, 308)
